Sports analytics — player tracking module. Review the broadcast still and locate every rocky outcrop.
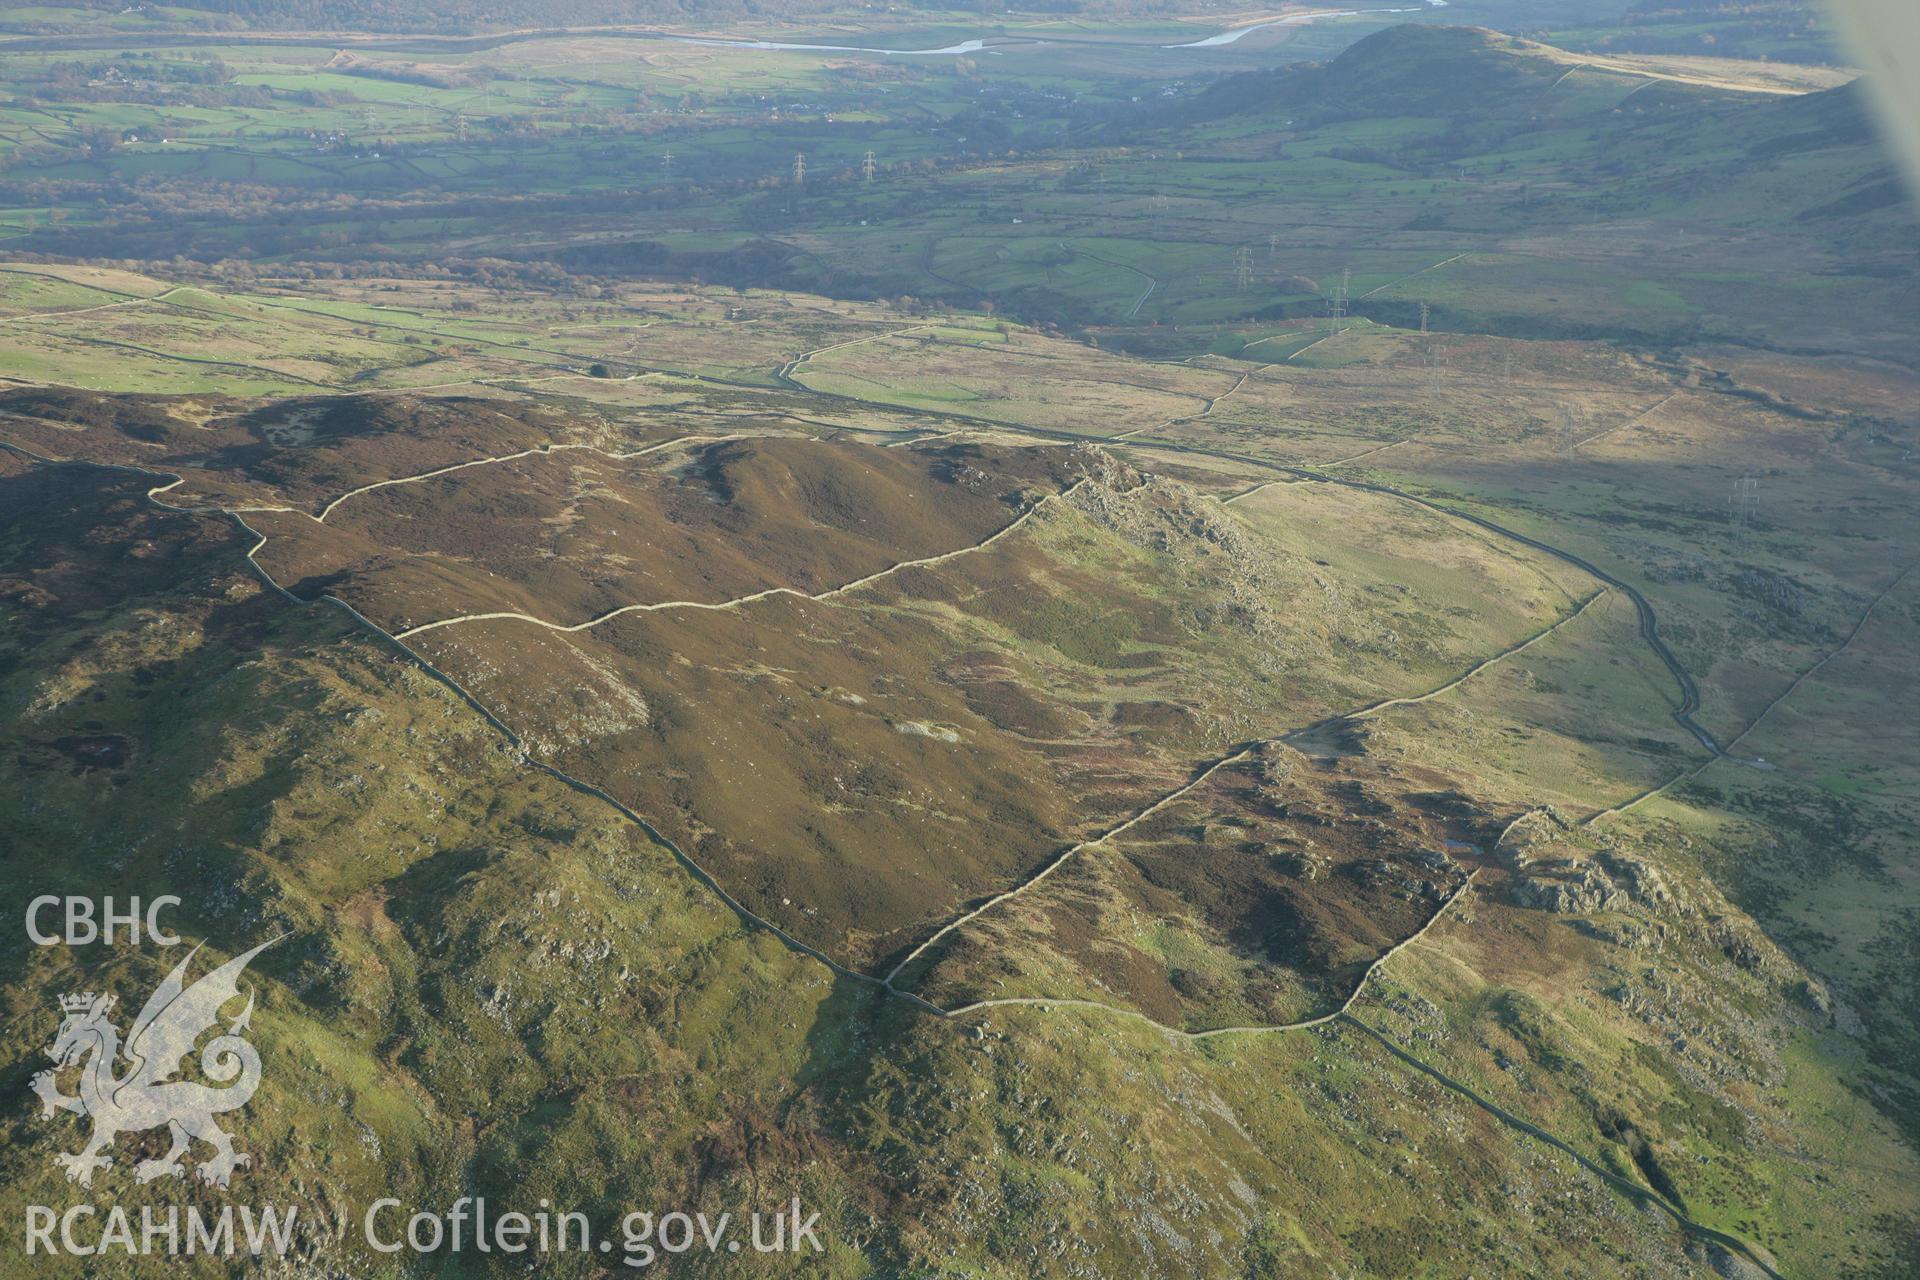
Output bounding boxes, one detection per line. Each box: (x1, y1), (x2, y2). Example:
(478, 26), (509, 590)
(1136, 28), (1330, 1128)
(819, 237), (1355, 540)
(1494, 805), (1576, 862)
(1509, 850), (1678, 916)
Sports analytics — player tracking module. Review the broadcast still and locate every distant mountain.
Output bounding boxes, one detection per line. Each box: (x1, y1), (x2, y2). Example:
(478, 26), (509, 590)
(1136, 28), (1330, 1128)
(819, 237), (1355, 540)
(1129, 21), (1911, 347)
(1169, 22), (1887, 161)
(1172, 25), (1720, 124)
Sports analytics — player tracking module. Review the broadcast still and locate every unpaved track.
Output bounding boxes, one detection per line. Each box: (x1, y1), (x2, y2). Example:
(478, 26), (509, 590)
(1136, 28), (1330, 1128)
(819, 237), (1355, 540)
(1219, 476), (1303, 504)
(0, 284), (191, 325)
(775, 324), (932, 385)
(1064, 242), (1158, 320)
(1574, 391), (1680, 450)
(1283, 329), (1343, 362)
(1320, 436), (1408, 467)
(1357, 251), (1474, 301)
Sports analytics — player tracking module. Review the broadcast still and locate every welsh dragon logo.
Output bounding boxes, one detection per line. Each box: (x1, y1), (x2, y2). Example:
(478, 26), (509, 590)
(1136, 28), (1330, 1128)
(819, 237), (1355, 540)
(30, 938), (278, 1189)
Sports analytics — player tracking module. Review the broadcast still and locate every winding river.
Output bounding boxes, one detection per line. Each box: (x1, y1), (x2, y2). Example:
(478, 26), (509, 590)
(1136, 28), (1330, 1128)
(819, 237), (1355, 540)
(1165, 1), (1445, 48)
(0, 2), (1449, 56)
(659, 1), (1450, 57)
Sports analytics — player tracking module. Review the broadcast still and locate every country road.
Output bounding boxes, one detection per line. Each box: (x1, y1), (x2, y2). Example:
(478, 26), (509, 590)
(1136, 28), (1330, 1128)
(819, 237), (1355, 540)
(1587, 559), (1916, 825)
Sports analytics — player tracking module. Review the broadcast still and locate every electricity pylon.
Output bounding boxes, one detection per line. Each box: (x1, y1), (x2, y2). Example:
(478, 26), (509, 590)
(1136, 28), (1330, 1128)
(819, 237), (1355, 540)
(1326, 267), (1350, 336)
(1730, 473), (1758, 543)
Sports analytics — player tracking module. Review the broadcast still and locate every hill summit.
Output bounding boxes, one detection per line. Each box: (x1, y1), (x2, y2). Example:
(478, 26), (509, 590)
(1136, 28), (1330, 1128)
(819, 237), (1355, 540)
(1179, 25), (1579, 122)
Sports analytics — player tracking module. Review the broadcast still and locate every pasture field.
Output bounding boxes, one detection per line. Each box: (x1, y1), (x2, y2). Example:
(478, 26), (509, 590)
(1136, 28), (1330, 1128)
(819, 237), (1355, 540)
(0, 24), (1899, 359)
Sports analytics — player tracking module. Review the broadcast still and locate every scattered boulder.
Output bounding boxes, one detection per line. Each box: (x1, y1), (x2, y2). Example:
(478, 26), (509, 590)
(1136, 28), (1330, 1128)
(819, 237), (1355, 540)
(1269, 847), (1329, 881)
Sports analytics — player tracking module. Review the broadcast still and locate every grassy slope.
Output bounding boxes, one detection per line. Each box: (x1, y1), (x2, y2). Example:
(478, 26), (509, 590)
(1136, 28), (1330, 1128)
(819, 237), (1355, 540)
(2, 453), (1757, 1278)
(3, 305), (1914, 1272)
